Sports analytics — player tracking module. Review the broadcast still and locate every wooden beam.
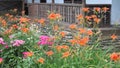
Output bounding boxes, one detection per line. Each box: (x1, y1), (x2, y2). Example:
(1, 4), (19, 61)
(32, 0), (34, 3)
(72, 0), (74, 4)
(82, 0), (86, 7)
(22, 0), (25, 16)
(52, 0), (54, 3)
(22, 0), (25, 11)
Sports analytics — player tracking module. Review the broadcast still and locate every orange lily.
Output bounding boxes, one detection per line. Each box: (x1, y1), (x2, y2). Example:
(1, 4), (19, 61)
(111, 34), (117, 40)
(21, 28), (29, 33)
(69, 39), (77, 46)
(38, 18), (45, 24)
(48, 13), (57, 20)
(1, 20), (7, 27)
(82, 8), (89, 12)
(69, 24), (77, 30)
(78, 28), (86, 34)
(38, 58), (45, 64)
(62, 51), (71, 58)
(110, 53), (119, 61)
(19, 17), (30, 23)
(12, 24), (18, 29)
(87, 30), (93, 36)
(46, 50), (54, 56)
(61, 45), (69, 50)
(85, 16), (91, 21)
(102, 7), (109, 12)
(91, 15), (97, 18)
(94, 18), (101, 24)
(56, 13), (62, 19)
(94, 7), (101, 12)
(77, 37), (89, 46)
(56, 46), (62, 52)
(77, 14), (83, 20)
(59, 31), (66, 37)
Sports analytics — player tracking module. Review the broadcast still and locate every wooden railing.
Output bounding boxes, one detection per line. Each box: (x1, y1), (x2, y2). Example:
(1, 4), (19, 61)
(28, 3), (83, 23)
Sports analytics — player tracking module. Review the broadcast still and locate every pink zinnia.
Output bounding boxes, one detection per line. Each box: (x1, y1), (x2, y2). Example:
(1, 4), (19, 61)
(0, 58), (3, 64)
(0, 38), (6, 45)
(9, 35), (14, 39)
(5, 45), (9, 49)
(38, 35), (53, 46)
(11, 40), (25, 46)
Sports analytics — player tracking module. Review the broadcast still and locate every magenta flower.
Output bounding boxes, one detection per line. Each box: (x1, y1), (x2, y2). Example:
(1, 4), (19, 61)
(0, 38), (6, 45)
(0, 58), (3, 64)
(11, 40), (25, 47)
(38, 35), (53, 46)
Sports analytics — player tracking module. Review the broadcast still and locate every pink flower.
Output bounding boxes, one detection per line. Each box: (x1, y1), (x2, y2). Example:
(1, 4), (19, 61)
(0, 38), (6, 45)
(5, 45), (9, 49)
(0, 50), (2, 52)
(38, 35), (53, 46)
(9, 35), (14, 39)
(0, 58), (3, 64)
(11, 40), (25, 46)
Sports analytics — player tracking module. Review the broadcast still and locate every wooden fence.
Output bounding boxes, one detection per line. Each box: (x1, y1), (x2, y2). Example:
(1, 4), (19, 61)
(28, 3), (83, 23)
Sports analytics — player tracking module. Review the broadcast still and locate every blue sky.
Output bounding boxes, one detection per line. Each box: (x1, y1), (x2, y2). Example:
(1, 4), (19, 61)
(86, 0), (112, 4)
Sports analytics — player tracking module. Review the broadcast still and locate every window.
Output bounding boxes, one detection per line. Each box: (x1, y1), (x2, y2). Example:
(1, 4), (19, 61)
(64, 0), (72, 3)
(34, 0), (40, 3)
(27, 0), (32, 3)
(64, 0), (82, 4)
(41, 0), (46, 3)
(74, 0), (82, 4)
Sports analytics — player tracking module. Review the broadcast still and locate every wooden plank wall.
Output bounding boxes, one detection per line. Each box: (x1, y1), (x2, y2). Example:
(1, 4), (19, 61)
(0, 1), (22, 11)
(0, 1), (22, 14)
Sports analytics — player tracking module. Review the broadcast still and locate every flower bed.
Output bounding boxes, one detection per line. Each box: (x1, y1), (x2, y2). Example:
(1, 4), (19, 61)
(0, 8), (120, 68)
